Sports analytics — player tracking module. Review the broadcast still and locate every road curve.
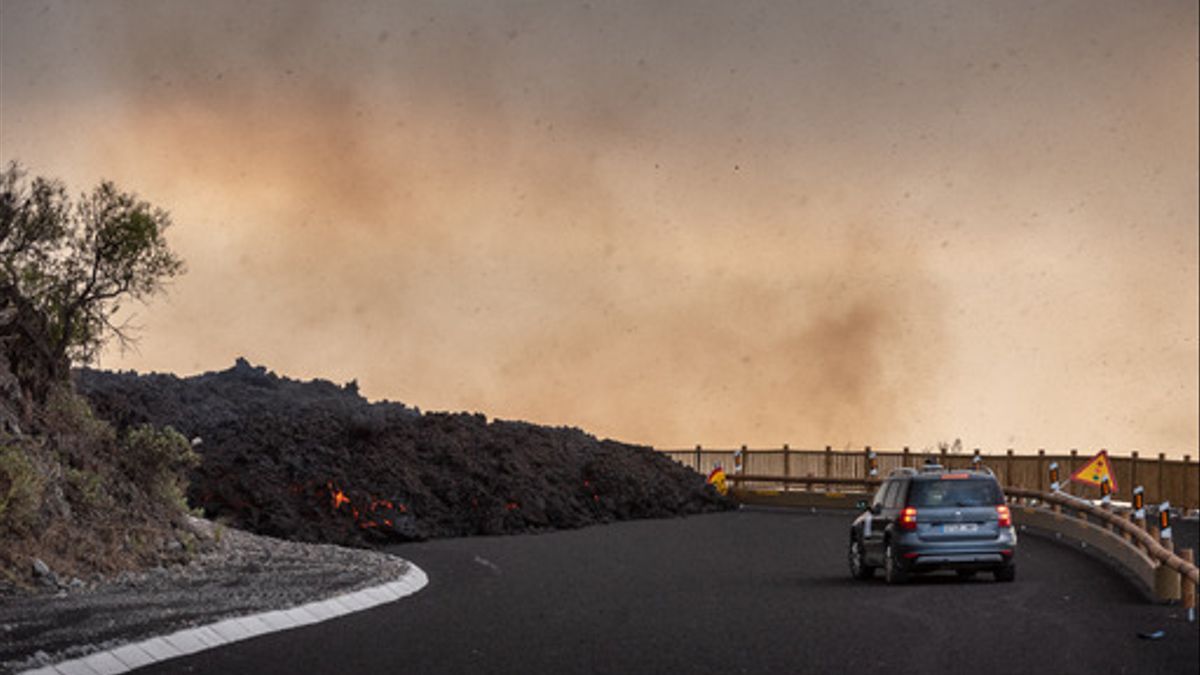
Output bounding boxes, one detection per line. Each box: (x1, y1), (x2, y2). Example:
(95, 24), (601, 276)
(136, 508), (1197, 675)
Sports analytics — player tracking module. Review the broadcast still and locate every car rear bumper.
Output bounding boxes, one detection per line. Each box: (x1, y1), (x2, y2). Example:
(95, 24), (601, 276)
(907, 552), (1009, 569)
(894, 529), (1017, 571)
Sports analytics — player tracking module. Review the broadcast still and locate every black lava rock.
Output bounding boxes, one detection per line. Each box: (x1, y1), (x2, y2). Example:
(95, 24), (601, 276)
(76, 361), (730, 548)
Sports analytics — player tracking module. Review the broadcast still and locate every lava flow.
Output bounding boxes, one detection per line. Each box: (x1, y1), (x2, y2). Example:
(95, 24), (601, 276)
(327, 481), (406, 530)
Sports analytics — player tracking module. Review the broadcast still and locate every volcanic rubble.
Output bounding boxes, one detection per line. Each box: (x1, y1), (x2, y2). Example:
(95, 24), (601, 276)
(75, 359), (730, 548)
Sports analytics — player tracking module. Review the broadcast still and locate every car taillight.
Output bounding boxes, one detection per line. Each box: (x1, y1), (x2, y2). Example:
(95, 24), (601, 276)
(996, 504), (1012, 528)
(899, 506), (918, 530)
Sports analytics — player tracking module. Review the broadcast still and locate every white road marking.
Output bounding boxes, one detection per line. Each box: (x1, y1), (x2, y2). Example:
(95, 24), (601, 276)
(473, 555), (502, 574)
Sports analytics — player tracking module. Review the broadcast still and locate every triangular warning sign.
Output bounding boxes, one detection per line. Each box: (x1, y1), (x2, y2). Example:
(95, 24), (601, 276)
(707, 465), (729, 496)
(1069, 450), (1118, 493)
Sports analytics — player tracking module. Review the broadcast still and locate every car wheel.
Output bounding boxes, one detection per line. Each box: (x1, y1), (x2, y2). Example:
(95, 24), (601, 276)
(849, 536), (874, 580)
(994, 563), (1016, 582)
(884, 542), (908, 584)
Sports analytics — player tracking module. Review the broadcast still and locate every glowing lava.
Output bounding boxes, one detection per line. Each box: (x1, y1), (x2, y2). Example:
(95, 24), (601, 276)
(326, 481), (406, 530)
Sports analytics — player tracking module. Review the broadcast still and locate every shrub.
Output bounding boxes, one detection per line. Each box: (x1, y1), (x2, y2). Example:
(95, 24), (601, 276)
(0, 439), (44, 533)
(121, 425), (199, 508)
(65, 466), (110, 513)
(42, 385), (114, 445)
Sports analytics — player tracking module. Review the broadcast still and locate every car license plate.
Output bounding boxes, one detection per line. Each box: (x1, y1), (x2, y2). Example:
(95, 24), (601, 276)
(943, 523), (978, 533)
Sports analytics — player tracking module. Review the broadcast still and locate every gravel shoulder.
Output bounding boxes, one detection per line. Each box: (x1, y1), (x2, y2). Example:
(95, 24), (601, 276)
(0, 518), (410, 674)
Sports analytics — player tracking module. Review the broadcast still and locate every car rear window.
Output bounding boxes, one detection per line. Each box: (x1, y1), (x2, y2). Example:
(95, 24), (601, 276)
(907, 479), (1002, 507)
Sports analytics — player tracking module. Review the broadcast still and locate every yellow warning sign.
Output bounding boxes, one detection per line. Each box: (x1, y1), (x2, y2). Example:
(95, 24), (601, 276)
(1069, 450), (1118, 493)
(707, 466), (728, 496)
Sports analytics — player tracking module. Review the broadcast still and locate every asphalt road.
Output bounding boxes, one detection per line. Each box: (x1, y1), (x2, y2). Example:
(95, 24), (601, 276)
(138, 508), (1198, 675)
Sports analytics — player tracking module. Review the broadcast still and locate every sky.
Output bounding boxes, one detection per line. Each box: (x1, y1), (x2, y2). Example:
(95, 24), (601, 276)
(1, 0), (1197, 456)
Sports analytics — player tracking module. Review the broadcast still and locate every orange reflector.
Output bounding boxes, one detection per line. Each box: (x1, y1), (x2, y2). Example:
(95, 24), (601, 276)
(941, 473), (970, 480)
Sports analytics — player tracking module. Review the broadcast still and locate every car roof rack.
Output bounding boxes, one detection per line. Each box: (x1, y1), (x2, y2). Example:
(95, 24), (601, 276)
(919, 463), (945, 473)
(888, 467), (918, 478)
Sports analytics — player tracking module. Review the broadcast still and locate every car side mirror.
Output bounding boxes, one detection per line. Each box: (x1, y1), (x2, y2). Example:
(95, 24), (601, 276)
(869, 503), (882, 515)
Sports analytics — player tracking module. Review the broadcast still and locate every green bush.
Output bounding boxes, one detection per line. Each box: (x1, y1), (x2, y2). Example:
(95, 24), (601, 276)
(121, 425), (199, 509)
(42, 385), (115, 445)
(0, 439), (44, 533)
(65, 466), (110, 512)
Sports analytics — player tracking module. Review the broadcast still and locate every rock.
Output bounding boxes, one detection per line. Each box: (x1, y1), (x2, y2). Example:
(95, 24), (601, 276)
(30, 558), (60, 589)
(31, 558), (50, 578)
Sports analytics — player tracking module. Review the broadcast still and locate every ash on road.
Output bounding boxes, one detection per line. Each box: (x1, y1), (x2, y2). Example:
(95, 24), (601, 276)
(134, 508), (1199, 675)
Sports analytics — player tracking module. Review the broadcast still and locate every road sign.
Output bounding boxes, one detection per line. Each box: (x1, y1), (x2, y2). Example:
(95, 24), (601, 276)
(707, 465), (728, 496)
(1069, 450), (1118, 493)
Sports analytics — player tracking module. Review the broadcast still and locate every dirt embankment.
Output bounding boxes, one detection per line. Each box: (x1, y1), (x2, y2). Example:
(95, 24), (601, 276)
(76, 360), (730, 548)
(2, 290), (200, 590)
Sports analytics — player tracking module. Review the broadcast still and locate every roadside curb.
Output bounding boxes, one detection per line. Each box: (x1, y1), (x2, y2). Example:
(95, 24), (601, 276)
(19, 563), (429, 675)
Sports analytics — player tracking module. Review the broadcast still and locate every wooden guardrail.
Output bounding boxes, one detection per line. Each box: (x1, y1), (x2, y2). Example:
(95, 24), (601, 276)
(729, 475), (880, 489)
(663, 445), (1200, 509)
(1005, 487), (1198, 587)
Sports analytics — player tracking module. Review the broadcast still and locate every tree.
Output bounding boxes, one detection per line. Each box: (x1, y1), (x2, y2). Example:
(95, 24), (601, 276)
(1, 162), (184, 381)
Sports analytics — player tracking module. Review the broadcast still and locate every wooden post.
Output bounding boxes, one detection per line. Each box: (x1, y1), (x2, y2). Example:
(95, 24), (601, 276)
(824, 445), (833, 488)
(1130, 451), (1139, 496)
(1005, 449), (1014, 488)
(1100, 478), (1113, 531)
(1182, 549), (1196, 622)
(782, 444), (790, 489)
(1157, 452), (1166, 503)
(902, 446), (911, 468)
(694, 444), (702, 473)
(1154, 512), (1181, 601)
(739, 444), (748, 475)
(1068, 449), (1078, 498)
(1037, 449), (1046, 492)
(1186, 455), (1195, 510)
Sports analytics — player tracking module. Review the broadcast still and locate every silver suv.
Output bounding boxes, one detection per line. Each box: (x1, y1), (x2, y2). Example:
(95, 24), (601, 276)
(848, 465), (1017, 583)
